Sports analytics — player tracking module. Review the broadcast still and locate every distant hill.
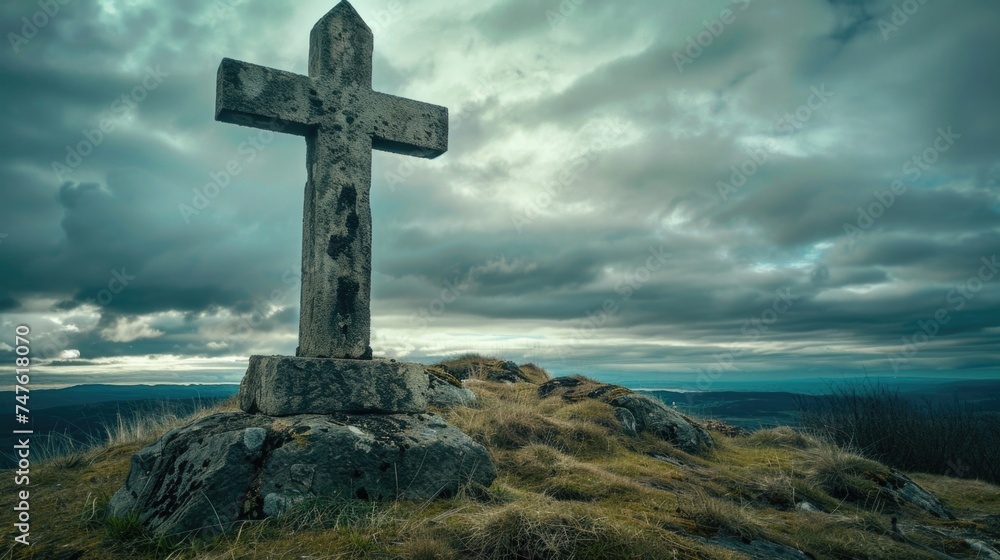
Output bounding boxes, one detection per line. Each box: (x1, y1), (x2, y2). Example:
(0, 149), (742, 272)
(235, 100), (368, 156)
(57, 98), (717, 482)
(3, 383), (240, 410)
(645, 390), (821, 429)
(1, 384), (239, 468)
(646, 379), (1000, 430)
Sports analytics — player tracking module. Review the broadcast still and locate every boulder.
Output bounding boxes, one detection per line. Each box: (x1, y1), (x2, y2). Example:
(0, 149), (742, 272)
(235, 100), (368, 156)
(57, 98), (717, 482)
(425, 367), (478, 408)
(538, 376), (714, 454)
(108, 411), (495, 538)
(610, 393), (715, 453)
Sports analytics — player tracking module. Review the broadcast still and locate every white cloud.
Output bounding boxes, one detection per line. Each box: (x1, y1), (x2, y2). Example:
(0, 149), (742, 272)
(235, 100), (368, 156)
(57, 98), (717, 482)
(100, 317), (165, 343)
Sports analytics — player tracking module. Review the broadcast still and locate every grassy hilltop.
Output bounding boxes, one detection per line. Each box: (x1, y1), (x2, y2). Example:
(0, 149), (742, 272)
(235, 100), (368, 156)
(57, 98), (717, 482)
(3, 356), (999, 560)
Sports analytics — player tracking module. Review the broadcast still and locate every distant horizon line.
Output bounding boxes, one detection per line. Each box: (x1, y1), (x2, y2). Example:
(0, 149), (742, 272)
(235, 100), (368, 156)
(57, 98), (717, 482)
(11, 371), (1000, 393)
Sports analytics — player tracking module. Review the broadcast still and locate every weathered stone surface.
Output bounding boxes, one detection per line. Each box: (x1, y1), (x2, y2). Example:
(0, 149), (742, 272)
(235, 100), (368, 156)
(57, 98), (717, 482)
(425, 368), (478, 408)
(239, 355), (429, 416)
(613, 407), (638, 436)
(538, 376), (714, 454)
(882, 471), (954, 520)
(967, 539), (1000, 560)
(796, 500), (821, 513)
(111, 1), (495, 541)
(108, 411), (495, 538)
(215, 1), (448, 359)
(704, 536), (813, 560)
(611, 393), (715, 454)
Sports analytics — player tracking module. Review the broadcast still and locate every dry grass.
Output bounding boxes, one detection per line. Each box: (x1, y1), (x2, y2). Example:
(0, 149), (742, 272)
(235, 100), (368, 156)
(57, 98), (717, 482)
(550, 398), (622, 430)
(447, 496), (746, 560)
(398, 535), (458, 560)
(103, 398), (238, 449)
(908, 473), (1000, 518)
(455, 500), (614, 559)
(746, 426), (819, 449)
(4, 370), (996, 560)
(797, 444), (891, 505)
(433, 355), (551, 385)
(516, 363), (551, 384)
(675, 488), (767, 540)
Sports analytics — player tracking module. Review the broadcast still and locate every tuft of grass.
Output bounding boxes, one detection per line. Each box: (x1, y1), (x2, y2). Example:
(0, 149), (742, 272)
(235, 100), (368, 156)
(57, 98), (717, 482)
(451, 500), (618, 560)
(103, 398), (238, 449)
(467, 362), (493, 382)
(450, 381), (619, 459)
(797, 444), (893, 508)
(517, 363), (551, 384)
(730, 471), (798, 509)
(33, 430), (98, 466)
(746, 426), (818, 449)
(449, 352), (501, 362)
(675, 489), (767, 541)
(551, 399), (622, 430)
(278, 496), (387, 532)
(398, 535), (459, 560)
(105, 512), (147, 541)
(505, 444), (645, 503)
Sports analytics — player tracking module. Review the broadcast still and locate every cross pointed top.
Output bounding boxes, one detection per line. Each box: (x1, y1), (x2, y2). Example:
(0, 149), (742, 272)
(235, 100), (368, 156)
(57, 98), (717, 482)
(310, 1), (373, 81)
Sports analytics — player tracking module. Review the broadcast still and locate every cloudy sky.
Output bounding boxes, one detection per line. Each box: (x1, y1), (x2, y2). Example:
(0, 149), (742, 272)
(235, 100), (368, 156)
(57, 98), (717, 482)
(1, 0), (998, 388)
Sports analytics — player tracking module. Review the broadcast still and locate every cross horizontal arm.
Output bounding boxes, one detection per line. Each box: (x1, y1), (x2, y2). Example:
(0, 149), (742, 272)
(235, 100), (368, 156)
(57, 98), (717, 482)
(370, 92), (448, 158)
(216, 58), (314, 136)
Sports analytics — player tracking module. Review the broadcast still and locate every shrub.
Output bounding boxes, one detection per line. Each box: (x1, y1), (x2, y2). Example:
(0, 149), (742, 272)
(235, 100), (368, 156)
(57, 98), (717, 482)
(797, 381), (1000, 483)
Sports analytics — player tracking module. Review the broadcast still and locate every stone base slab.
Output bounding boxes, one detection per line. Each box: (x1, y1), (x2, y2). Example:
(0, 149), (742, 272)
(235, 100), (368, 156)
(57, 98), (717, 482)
(239, 355), (428, 416)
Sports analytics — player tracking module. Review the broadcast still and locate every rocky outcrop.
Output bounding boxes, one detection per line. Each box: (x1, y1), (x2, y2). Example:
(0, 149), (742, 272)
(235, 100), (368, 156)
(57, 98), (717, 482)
(881, 471), (954, 520)
(538, 376), (714, 454)
(425, 367), (478, 408)
(610, 393), (715, 454)
(431, 356), (550, 384)
(704, 420), (751, 438)
(108, 411), (495, 538)
(705, 536), (814, 560)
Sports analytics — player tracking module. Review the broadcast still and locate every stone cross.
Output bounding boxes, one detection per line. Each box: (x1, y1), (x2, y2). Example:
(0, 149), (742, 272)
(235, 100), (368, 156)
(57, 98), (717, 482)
(216, 1), (447, 360)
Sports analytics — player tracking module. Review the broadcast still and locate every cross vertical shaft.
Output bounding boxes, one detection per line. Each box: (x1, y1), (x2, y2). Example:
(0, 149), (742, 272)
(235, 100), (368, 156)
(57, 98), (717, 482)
(215, 1), (448, 359)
